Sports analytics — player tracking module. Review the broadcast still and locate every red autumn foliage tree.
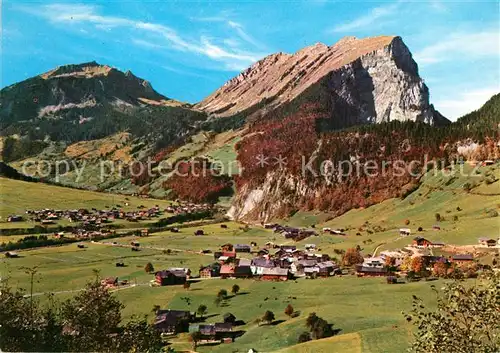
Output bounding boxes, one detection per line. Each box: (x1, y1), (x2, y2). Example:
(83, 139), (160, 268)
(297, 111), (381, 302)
(164, 158), (232, 204)
(432, 262), (448, 277)
(411, 256), (426, 274)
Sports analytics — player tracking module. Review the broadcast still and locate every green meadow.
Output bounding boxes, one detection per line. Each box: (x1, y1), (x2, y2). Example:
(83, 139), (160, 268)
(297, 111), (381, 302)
(1, 234), (441, 353)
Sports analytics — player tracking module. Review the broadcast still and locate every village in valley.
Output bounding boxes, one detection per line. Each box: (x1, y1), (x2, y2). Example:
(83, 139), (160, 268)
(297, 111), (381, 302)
(2, 174), (499, 352)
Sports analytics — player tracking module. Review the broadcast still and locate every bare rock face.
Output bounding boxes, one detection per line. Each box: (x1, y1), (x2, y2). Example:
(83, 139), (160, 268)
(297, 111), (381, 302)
(197, 35), (447, 125)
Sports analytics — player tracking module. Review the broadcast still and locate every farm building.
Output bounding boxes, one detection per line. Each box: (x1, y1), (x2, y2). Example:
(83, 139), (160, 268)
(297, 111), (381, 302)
(330, 229), (346, 235)
(234, 244), (251, 253)
(217, 255), (231, 264)
(298, 259), (318, 268)
(101, 277), (118, 287)
(361, 257), (385, 269)
(251, 258), (276, 275)
(7, 215), (23, 222)
(399, 228), (411, 236)
(261, 267), (289, 281)
(221, 243), (233, 251)
(478, 237), (497, 247)
(430, 242), (445, 248)
(220, 265), (235, 279)
(222, 250), (237, 258)
(154, 310), (193, 334)
(257, 249), (269, 256)
(380, 250), (408, 266)
(355, 265), (387, 277)
(155, 269), (187, 286)
(412, 237), (433, 248)
(451, 254), (474, 264)
(234, 264), (252, 278)
(199, 264), (220, 278)
(305, 244), (317, 251)
(220, 264), (252, 278)
(5, 251), (19, 258)
(198, 323), (234, 340)
(317, 261), (339, 277)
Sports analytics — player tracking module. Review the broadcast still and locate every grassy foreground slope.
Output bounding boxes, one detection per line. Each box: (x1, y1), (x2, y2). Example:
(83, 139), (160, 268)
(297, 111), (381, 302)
(2, 219), (439, 353)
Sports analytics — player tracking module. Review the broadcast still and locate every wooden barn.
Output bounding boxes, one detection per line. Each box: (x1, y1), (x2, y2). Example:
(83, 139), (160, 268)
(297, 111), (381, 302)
(155, 270), (187, 286)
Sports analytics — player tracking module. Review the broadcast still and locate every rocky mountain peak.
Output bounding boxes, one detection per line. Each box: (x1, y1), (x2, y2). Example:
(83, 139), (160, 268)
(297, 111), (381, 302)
(196, 35), (446, 125)
(40, 61), (113, 80)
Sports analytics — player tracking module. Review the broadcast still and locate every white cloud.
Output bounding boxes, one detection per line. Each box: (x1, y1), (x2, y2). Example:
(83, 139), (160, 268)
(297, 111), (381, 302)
(20, 3), (266, 71)
(414, 30), (499, 65)
(331, 2), (400, 32)
(434, 87), (500, 120)
(227, 21), (261, 48)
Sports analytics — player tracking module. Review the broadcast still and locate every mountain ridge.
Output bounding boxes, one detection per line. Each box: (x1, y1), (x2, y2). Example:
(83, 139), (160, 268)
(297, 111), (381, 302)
(196, 35), (447, 126)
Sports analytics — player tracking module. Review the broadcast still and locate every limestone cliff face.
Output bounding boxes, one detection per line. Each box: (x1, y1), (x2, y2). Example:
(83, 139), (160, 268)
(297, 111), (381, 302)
(197, 36), (447, 126)
(227, 172), (312, 222)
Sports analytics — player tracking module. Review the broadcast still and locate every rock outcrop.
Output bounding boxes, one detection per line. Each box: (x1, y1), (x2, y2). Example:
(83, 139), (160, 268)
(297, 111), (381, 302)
(197, 35), (447, 126)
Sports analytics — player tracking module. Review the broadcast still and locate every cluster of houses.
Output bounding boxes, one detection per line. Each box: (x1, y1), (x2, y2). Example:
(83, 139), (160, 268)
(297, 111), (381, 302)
(164, 202), (214, 215)
(264, 224), (318, 241)
(19, 206), (163, 226)
(355, 248), (478, 277)
(198, 243), (340, 281)
(150, 242), (341, 286)
(411, 236), (499, 249)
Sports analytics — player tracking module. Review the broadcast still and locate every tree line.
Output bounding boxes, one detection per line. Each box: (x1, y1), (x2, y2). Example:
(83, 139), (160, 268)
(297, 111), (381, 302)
(0, 274), (162, 352)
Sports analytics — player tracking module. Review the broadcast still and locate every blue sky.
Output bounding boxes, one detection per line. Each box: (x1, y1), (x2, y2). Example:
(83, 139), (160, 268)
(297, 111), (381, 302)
(2, 0), (499, 120)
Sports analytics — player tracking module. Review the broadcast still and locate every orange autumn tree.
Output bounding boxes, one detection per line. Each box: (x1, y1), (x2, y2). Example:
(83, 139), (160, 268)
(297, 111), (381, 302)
(410, 257), (426, 274)
(342, 248), (364, 266)
(432, 262), (448, 277)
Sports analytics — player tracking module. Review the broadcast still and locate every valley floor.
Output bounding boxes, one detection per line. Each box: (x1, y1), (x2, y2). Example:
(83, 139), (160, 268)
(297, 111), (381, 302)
(1, 226), (441, 353)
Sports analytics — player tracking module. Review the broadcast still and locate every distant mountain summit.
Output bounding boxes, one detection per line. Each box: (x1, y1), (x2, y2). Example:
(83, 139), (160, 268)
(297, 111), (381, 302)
(197, 35), (448, 126)
(0, 61), (186, 129)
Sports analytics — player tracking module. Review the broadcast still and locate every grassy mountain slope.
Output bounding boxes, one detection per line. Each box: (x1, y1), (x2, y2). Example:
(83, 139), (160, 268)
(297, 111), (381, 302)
(285, 162), (499, 256)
